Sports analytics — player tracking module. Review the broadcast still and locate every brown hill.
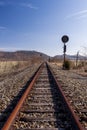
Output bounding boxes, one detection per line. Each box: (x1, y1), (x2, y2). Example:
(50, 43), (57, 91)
(0, 50), (49, 62)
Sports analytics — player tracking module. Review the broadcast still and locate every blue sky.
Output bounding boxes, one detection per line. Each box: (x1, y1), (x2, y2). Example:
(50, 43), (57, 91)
(0, 0), (87, 56)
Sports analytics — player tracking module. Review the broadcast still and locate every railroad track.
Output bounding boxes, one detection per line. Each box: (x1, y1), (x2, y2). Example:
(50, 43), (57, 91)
(1, 62), (84, 130)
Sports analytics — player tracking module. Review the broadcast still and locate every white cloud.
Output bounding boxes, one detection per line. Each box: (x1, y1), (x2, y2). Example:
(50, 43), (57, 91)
(0, 47), (23, 52)
(0, 1), (38, 10)
(76, 14), (87, 20)
(66, 10), (87, 20)
(20, 3), (38, 10)
(0, 26), (7, 31)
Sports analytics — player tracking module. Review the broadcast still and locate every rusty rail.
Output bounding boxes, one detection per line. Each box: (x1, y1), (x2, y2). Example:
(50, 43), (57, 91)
(2, 62), (85, 130)
(2, 63), (44, 130)
(47, 63), (84, 130)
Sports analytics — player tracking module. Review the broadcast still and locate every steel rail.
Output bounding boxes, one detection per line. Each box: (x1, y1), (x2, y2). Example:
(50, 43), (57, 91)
(2, 62), (85, 130)
(47, 63), (84, 130)
(2, 63), (44, 130)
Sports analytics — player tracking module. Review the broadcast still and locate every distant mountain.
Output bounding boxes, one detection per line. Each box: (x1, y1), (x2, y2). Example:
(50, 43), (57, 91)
(52, 54), (87, 60)
(0, 51), (86, 62)
(0, 50), (49, 61)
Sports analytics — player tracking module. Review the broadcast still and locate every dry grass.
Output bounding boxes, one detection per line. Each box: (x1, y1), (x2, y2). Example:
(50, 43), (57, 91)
(50, 60), (87, 70)
(0, 61), (31, 75)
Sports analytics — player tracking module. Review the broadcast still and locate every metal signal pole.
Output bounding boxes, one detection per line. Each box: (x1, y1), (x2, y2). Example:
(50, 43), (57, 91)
(61, 35), (69, 69)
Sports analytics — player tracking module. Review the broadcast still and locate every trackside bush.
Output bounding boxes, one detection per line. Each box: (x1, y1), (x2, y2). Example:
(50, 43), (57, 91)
(63, 60), (71, 70)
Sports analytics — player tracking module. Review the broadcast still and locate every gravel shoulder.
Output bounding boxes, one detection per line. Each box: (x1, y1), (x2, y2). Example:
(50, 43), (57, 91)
(0, 63), (40, 114)
(49, 63), (87, 129)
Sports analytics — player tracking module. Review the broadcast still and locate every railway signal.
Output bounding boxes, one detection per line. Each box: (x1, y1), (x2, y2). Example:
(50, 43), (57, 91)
(61, 35), (69, 69)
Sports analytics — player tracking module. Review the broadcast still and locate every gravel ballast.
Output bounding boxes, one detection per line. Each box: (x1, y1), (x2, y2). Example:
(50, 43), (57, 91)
(49, 63), (87, 129)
